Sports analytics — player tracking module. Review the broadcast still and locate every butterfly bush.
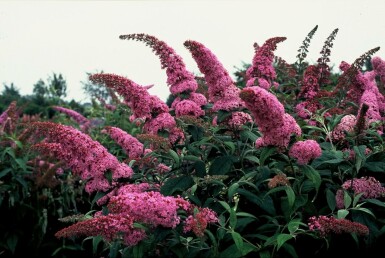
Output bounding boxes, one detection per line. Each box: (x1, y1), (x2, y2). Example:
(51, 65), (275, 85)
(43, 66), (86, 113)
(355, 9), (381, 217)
(289, 139), (322, 165)
(330, 114), (356, 141)
(336, 177), (385, 209)
(101, 126), (148, 159)
(184, 40), (252, 128)
(29, 122), (133, 194)
(372, 56), (385, 85)
(53, 106), (91, 132)
(246, 37), (286, 89)
(308, 216), (369, 237)
(119, 34), (207, 117)
(240, 86), (301, 149)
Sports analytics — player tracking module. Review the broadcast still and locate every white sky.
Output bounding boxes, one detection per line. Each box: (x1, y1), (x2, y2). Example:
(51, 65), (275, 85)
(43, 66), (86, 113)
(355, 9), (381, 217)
(0, 0), (384, 103)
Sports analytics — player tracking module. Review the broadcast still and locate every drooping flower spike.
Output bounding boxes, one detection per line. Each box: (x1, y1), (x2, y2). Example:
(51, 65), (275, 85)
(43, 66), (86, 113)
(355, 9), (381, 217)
(29, 122), (133, 194)
(119, 34), (207, 117)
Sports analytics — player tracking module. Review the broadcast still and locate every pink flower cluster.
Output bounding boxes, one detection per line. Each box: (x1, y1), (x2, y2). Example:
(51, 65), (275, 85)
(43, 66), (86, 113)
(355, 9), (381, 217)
(119, 34), (207, 117)
(183, 207), (219, 237)
(89, 73), (168, 121)
(30, 122), (133, 194)
(53, 106), (91, 132)
(246, 37), (286, 89)
(330, 115), (357, 141)
(184, 40), (244, 111)
(298, 65), (320, 99)
(372, 56), (385, 85)
(101, 126), (148, 159)
(336, 176), (385, 209)
(289, 140), (322, 165)
(308, 216), (369, 237)
(240, 87), (301, 149)
(55, 213), (146, 247)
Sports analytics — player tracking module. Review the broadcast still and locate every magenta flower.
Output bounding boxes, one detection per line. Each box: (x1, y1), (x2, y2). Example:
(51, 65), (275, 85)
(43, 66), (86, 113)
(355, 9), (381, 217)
(89, 73), (169, 120)
(53, 106), (91, 132)
(240, 87), (301, 149)
(246, 37), (286, 88)
(336, 176), (385, 209)
(101, 126), (146, 159)
(108, 191), (191, 228)
(119, 34), (206, 117)
(184, 40), (244, 108)
(55, 213), (146, 247)
(30, 122), (133, 194)
(372, 56), (385, 86)
(308, 216), (369, 237)
(289, 140), (322, 165)
(298, 65), (320, 99)
(183, 207), (219, 237)
(330, 115), (356, 141)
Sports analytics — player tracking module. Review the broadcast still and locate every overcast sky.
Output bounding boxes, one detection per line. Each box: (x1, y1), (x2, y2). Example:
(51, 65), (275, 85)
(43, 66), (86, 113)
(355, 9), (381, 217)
(0, 0), (384, 103)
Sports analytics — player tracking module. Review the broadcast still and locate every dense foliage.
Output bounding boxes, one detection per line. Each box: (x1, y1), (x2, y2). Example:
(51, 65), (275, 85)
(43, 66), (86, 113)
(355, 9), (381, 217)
(2, 26), (385, 258)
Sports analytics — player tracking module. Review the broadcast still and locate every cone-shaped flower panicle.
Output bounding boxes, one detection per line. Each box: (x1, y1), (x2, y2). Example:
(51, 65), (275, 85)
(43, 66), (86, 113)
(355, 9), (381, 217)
(101, 126), (145, 159)
(184, 40), (244, 108)
(335, 176), (385, 209)
(119, 33), (198, 95)
(108, 191), (191, 228)
(289, 140), (322, 165)
(89, 73), (169, 120)
(55, 213), (146, 247)
(29, 122), (133, 193)
(246, 37), (286, 88)
(53, 106), (91, 132)
(298, 65), (320, 99)
(183, 207), (219, 237)
(308, 216), (369, 237)
(240, 87), (301, 148)
(143, 112), (177, 134)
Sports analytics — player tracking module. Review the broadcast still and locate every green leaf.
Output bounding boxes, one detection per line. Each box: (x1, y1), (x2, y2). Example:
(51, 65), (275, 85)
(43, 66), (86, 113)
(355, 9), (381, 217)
(209, 156), (234, 175)
(240, 130), (259, 142)
(243, 155), (260, 165)
(92, 235), (103, 255)
(260, 147), (276, 166)
(288, 219), (306, 234)
(193, 160), (206, 177)
(266, 186), (295, 210)
(0, 168), (12, 178)
(337, 209), (349, 219)
(224, 141), (236, 154)
(160, 175), (194, 195)
(344, 191), (352, 208)
(168, 149), (180, 168)
(363, 161), (385, 172)
(301, 165), (321, 195)
(352, 193), (364, 207)
(228, 183), (239, 200)
(354, 207), (375, 218)
(6, 234), (18, 254)
(277, 234), (293, 250)
(231, 232), (244, 252)
(365, 198), (385, 208)
(326, 189), (336, 211)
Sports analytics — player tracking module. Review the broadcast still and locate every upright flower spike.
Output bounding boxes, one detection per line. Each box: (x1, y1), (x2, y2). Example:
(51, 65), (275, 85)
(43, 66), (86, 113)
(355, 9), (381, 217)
(119, 34), (207, 117)
(246, 37), (286, 88)
(29, 122), (133, 194)
(184, 40), (244, 109)
(53, 106), (91, 132)
(240, 87), (301, 149)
